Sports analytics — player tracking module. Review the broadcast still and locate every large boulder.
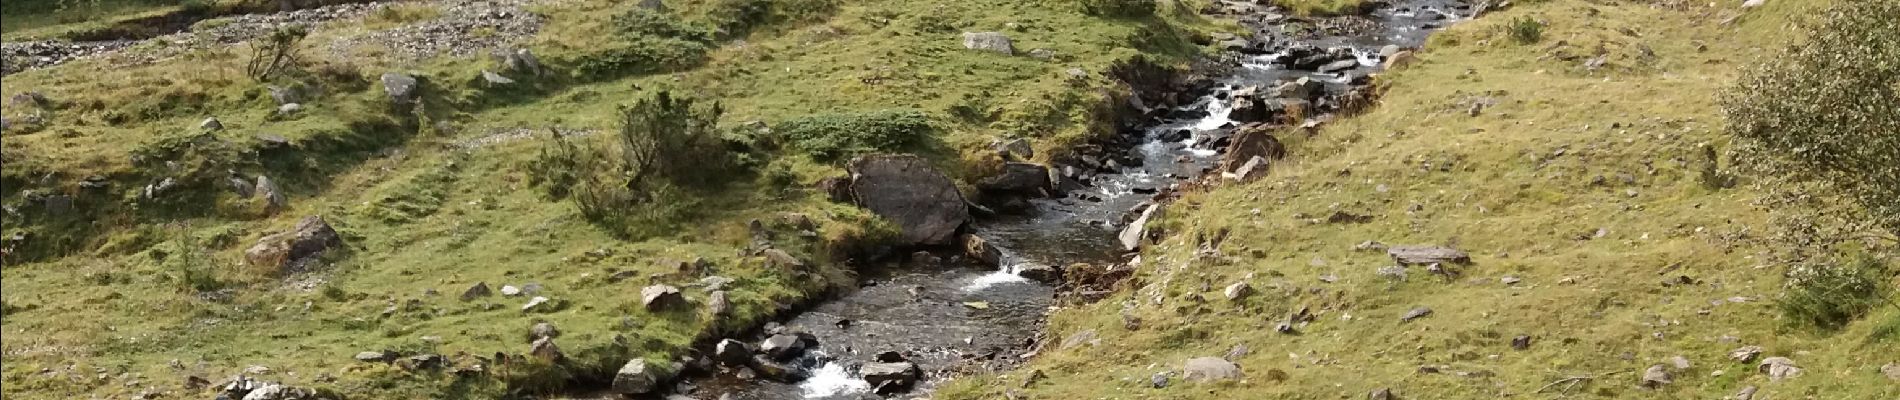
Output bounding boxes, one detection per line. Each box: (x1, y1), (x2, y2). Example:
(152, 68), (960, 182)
(848, 155), (970, 245)
(641, 285), (686, 311)
(976, 162), (1051, 195)
(759, 334), (809, 360)
(244, 216), (344, 274)
(611, 358), (661, 395)
(861, 361), (921, 394)
(714, 339), (752, 366)
(961, 32), (1015, 55)
(1220, 127), (1285, 174)
(1182, 357), (1242, 382)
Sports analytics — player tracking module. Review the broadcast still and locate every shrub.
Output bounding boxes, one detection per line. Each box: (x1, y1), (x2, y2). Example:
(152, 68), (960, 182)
(775, 110), (934, 162)
(1721, 0), (1900, 236)
(246, 25), (308, 82)
(526, 91), (736, 236)
(1081, 0), (1157, 18)
(1506, 16), (1542, 45)
(1777, 257), (1894, 331)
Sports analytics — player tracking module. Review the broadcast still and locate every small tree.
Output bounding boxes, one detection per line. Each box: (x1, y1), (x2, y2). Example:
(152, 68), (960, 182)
(246, 25), (309, 82)
(1721, 1), (1900, 236)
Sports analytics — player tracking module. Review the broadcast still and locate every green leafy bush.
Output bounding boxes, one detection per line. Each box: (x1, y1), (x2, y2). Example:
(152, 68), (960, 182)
(1777, 257), (1894, 331)
(775, 110), (934, 162)
(1080, 0), (1157, 18)
(1506, 16), (1542, 45)
(1722, 0), (1900, 236)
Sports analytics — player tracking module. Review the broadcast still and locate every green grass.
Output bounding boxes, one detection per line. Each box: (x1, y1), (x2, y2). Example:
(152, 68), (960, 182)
(1, 0), (1222, 398)
(942, 1), (1900, 399)
(0, 0), (182, 40)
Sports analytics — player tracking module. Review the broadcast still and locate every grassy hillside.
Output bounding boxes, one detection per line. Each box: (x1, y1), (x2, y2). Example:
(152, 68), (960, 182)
(942, 1), (1900, 399)
(0, 0), (1221, 398)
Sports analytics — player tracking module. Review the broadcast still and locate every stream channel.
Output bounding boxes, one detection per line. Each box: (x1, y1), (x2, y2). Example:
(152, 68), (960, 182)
(684, 1), (1474, 399)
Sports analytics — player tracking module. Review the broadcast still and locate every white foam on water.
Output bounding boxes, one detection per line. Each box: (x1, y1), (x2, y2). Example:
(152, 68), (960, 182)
(1193, 97), (1234, 131)
(799, 361), (870, 398)
(964, 268), (1030, 292)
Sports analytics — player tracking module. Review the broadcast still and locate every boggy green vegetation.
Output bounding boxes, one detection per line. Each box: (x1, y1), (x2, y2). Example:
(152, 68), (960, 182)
(1, 0), (1218, 398)
(942, 0), (1899, 399)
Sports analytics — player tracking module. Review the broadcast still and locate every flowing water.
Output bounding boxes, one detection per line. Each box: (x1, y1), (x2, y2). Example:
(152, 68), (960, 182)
(690, 2), (1473, 399)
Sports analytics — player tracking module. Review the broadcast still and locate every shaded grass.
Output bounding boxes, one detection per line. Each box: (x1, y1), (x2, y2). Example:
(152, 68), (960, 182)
(945, 1), (1898, 399)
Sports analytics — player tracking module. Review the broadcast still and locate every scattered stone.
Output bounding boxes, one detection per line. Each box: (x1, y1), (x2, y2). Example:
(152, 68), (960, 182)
(1119, 204), (1162, 251)
(612, 358), (660, 395)
(1182, 357), (1243, 382)
(847, 155), (970, 245)
(1221, 126), (1286, 174)
(861, 362), (921, 394)
(398, 354), (445, 371)
(354, 351), (394, 363)
(961, 32), (1015, 55)
(529, 322), (560, 341)
(201, 117), (224, 131)
(707, 290), (731, 316)
(240, 384), (315, 400)
(1640, 364), (1671, 388)
(481, 70), (515, 85)
(381, 73), (419, 104)
(1669, 355), (1692, 370)
(1383, 51), (1418, 70)
(1377, 266), (1408, 281)
(254, 175), (287, 215)
(276, 103), (303, 116)
(995, 138), (1034, 161)
(268, 85), (301, 105)
(641, 285), (685, 311)
(714, 339), (751, 366)
(530, 337), (563, 362)
(1501, 276), (1522, 285)
(1758, 356), (1800, 381)
(521, 296), (552, 312)
(761, 248), (806, 269)
(977, 162), (1052, 194)
(1223, 282), (1253, 300)
(461, 282), (492, 300)
(1734, 385), (1759, 400)
(1400, 307), (1433, 322)
(500, 285), (523, 296)
(1028, 48), (1057, 60)
(1883, 363), (1900, 381)
(1728, 346), (1762, 363)
(1150, 372), (1169, 388)
(1386, 245), (1471, 265)
(1369, 388), (1396, 400)
(243, 215), (343, 274)
(1061, 329), (1099, 350)
(1511, 335), (1532, 350)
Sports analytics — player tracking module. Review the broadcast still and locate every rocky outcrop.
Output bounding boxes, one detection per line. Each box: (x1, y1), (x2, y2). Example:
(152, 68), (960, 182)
(848, 155), (970, 246)
(244, 216), (343, 274)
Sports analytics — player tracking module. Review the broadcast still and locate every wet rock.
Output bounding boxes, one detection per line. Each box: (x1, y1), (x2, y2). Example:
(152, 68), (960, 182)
(759, 334), (807, 360)
(1386, 245), (1470, 265)
(714, 339), (751, 366)
(977, 162), (1052, 195)
(1221, 126), (1285, 174)
(1318, 59), (1359, 74)
(747, 355), (802, 382)
(201, 117), (224, 131)
(875, 351), (906, 363)
(381, 73), (419, 105)
(1016, 263), (1061, 284)
(1182, 357), (1242, 382)
(707, 290), (731, 316)
(961, 32), (1015, 55)
(1758, 357), (1800, 381)
(847, 155), (970, 246)
(862, 362), (921, 394)
(1273, 77), (1324, 101)
(529, 322), (560, 341)
(612, 358), (660, 395)
(910, 250), (942, 267)
(461, 282), (492, 301)
(243, 216), (343, 274)
(1400, 307), (1433, 322)
(530, 337), (563, 362)
(1640, 364), (1671, 388)
(641, 285), (685, 311)
(961, 234), (1003, 267)
(1119, 204), (1162, 251)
